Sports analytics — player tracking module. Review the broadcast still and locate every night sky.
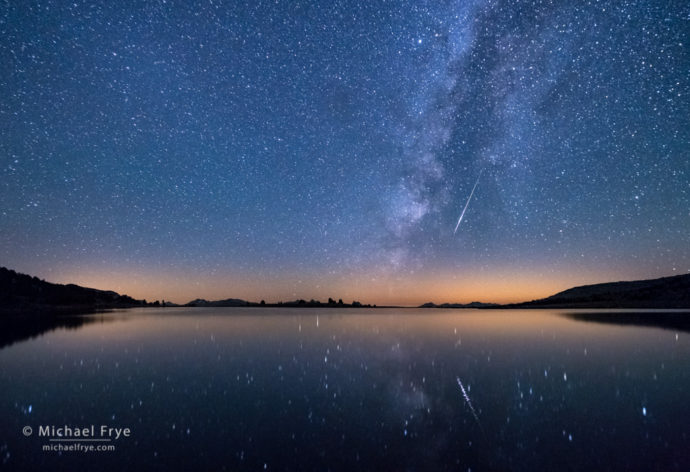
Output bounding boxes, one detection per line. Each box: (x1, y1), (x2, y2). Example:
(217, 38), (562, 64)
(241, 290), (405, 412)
(1, 0), (688, 305)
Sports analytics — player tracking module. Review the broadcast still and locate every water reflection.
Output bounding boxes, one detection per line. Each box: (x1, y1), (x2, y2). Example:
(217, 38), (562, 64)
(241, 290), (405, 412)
(563, 310), (690, 333)
(1, 308), (688, 471)
(0, 312), (123, 350)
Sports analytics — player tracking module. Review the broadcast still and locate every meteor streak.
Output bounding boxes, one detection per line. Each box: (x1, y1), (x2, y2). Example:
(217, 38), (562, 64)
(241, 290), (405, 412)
(453, 169), (483, 234)
(457, 377), (483, 432)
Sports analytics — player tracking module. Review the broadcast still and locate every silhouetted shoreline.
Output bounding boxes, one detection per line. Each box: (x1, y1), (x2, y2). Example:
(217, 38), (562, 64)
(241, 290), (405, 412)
(2, 266), (689, 316)
(504, 273), (690, 309)
(423, 273), (690, 309)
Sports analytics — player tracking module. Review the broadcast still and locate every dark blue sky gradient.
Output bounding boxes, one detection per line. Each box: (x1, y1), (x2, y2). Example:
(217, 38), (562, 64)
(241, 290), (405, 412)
(1, 0), (688, 304)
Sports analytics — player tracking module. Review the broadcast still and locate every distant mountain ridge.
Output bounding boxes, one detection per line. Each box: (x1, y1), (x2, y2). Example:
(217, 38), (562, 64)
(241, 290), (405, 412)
(184, 298), (373, 308)
(419, 301), (500, 309)
(512, 273), (690, 308)
(185, 298), (248, 307)
(3, 266), (689, 314)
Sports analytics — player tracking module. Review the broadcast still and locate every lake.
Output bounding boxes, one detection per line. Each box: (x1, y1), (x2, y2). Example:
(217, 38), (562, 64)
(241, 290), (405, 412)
(1, 308), (689, 471)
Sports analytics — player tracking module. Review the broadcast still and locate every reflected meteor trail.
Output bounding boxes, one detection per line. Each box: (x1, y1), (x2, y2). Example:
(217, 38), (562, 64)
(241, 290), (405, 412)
(453, 170), (483, 234)
(457, 377), (483, 432)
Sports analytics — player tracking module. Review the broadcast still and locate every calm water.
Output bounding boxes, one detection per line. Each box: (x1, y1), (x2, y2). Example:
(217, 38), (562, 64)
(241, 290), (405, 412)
(1, 308), (689, 471)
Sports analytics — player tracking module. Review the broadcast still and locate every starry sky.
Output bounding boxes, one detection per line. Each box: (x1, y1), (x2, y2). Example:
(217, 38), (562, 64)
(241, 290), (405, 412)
(1, 0), (689, 305)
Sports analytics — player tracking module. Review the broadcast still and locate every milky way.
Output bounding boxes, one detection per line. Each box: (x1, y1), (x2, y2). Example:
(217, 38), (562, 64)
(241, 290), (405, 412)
(1, 0), (688, 303)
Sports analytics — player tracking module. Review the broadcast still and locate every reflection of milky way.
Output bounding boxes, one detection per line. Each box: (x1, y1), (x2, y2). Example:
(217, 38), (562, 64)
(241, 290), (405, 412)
(1, 0), (688, 302)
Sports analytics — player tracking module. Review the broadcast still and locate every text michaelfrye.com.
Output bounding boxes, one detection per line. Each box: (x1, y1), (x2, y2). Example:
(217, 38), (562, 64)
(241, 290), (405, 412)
(22, 425), (131, 453)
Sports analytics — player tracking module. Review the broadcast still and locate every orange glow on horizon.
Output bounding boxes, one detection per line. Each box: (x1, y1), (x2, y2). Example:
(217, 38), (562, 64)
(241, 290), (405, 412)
(44, 264), (634, 307)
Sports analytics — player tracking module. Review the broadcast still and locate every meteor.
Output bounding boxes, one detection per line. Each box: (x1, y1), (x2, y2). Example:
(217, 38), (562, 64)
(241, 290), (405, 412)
(453, 169), (483, 234)
(457, 377), (483, 432)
